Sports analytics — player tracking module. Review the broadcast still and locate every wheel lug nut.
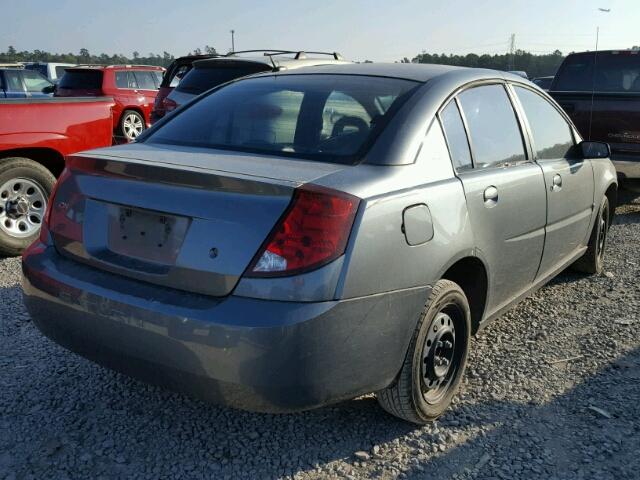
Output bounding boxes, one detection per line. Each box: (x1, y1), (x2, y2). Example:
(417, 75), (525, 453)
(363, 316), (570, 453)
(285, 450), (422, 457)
(444, 341), (453, 349)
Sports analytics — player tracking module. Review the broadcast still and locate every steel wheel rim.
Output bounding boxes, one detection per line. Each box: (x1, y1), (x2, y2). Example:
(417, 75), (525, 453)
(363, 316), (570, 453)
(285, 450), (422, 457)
(420, 304), (465, 404)
(0, 177), (46, 238)
(597, 207), (608, 261)
(123, 113), (144, 140)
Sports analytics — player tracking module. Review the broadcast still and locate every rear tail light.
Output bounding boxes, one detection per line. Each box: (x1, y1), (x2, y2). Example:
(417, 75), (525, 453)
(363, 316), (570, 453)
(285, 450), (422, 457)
(42, 168), (83, 244)
(247, 186), (360, 277)
(38, 168), (71, 243)
(163, 97), (178, 112)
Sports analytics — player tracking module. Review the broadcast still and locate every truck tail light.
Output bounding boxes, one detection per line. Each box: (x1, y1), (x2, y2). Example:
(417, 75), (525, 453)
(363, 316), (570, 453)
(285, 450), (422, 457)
(247, 186), (359, 277)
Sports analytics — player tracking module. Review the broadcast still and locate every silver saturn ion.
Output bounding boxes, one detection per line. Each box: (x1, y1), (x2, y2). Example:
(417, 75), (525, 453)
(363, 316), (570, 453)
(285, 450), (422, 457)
(23, 63), (617, 424)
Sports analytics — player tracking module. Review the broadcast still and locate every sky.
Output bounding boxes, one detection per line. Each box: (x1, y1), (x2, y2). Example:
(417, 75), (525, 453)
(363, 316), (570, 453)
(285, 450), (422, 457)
(1, 0), (637, 62)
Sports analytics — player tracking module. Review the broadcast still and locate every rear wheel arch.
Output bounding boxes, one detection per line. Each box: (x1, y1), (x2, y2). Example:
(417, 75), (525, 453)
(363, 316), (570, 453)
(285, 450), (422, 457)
(441, 256), (488, 334)
(604, 182), (617, 225)
(0, 148), (65, 178)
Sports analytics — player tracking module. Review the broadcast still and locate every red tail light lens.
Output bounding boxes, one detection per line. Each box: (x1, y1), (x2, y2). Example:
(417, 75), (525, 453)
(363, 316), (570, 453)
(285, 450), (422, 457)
(39, 168), (72, 244)
(247, 186), (360, 277)
(44, 168), (83, 244)
(163, 97), (178, 112)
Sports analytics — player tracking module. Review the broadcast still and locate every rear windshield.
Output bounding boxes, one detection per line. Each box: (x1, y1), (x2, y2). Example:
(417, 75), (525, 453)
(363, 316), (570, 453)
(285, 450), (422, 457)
(147, 74), (419, 164)
(553, 52), (640, 92)
(175, 63), (272, 94)
(57, 70), (103, 89)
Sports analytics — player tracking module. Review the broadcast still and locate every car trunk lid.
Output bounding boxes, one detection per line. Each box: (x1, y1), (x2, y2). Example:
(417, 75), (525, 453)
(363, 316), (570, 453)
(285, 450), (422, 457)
(49, 144), (347, 297)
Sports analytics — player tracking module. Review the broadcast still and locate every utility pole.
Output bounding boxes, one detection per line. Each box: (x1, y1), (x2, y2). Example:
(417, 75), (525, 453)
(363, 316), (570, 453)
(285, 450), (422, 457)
(230, 30), (235, 52)
(508, 33), (516, 70)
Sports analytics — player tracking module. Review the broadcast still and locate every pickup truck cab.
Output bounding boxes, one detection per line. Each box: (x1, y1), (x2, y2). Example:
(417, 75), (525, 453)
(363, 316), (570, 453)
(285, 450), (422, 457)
(550, 50), (640, 179)
(0, 68), (54, 98)
(23, 62), (76, 84)
(0, 96), (114, 255)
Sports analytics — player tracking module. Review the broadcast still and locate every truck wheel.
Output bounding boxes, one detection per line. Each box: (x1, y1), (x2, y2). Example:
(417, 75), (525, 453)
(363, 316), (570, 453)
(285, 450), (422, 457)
(377, 279), (471, 424)
(119, 110), (145, 141)
(572, 196), (610, 274)
(0, 158), (56, 256)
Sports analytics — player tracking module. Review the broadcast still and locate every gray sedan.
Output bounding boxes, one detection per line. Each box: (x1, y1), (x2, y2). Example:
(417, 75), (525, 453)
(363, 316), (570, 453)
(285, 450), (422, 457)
(22, 63), (617, 424)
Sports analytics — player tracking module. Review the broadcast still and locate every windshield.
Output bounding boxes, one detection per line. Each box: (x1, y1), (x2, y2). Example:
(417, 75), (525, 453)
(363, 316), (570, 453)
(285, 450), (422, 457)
(147, 74), (419, 164)
(175, 62), (273, 94)
(553, 52), (640, 92)
(57, 70), (103, 89)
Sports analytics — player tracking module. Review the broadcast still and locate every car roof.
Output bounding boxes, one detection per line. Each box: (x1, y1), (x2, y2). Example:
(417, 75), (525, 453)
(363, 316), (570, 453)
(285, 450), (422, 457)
(565, 49), (640, 57)
(250, 62), (474, 82)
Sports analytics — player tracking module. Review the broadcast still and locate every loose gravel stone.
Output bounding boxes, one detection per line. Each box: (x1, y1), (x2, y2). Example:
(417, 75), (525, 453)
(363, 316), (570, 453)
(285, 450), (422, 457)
(1, 191), (639, 480)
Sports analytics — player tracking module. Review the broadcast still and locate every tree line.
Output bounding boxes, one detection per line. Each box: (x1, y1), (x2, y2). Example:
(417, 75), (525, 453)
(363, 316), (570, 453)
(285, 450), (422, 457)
(0, 46), (218, 67)
(0, 46), (595, 77)
(403, 49), (567, 78)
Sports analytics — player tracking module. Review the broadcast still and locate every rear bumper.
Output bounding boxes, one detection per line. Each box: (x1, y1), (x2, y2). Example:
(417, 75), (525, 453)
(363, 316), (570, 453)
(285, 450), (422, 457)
(22, 245), (427, 412)
(611, 153), (640, 179)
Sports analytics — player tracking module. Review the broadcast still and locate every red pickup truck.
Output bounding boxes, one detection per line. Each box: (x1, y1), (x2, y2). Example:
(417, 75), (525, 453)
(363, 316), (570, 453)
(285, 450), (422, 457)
(0, 96), (114, 255)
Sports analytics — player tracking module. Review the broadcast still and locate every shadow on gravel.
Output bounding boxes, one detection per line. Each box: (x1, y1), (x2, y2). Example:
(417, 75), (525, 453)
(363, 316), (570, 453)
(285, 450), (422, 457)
(15, 340), (639, 479)
(398, 345), (640, 479)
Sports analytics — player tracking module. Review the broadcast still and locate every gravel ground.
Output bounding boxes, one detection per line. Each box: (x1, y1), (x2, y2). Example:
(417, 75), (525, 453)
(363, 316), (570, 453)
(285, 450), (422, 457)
(1, 191), (639, 480)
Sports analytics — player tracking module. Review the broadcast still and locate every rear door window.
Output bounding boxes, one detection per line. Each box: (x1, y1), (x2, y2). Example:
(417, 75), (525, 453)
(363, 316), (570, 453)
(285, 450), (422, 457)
(133, 71), (158, 90)
(115, 71), (129, 88)
(458, 84), (526, 168)
(439, 100), (473, 171)
(514, 86), (575, 160)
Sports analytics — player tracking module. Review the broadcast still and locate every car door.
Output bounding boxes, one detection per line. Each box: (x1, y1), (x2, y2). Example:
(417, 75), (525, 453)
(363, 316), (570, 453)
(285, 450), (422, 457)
(1, 70), (27, 98)
(512, 85), (595, 278)
(20, 70), (54, 98)
(440, 83), (547, 314)
(132, 70), (160, 123)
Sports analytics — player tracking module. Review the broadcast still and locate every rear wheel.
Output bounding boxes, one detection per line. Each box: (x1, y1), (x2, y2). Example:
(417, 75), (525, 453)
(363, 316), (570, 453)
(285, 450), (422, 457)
(572, 196), (610, 274)
(119, 110), (145, 141)
(0, 158), (56, 256)
(377, 279), (471, 424)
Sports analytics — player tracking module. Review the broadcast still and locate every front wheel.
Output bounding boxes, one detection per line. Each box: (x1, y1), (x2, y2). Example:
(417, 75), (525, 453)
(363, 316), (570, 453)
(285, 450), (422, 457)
(377, 279), (471, 424)
(0, 158), (56, 256)
(119, 110), (145, 141)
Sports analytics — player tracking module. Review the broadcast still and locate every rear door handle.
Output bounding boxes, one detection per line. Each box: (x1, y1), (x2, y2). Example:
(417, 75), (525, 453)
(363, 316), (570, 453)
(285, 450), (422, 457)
(551, 174), (563, 192)
(483, 185), (499, 207)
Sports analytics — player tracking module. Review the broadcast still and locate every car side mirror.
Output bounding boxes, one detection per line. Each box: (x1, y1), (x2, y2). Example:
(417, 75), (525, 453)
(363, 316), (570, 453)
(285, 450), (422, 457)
(43, 85), (56, 94)
(579, 141), (610, 159)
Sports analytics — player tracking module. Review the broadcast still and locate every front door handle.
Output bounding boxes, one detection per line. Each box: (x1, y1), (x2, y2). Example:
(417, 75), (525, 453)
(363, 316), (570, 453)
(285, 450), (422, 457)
(551, 174), (563, 192)
(483, 185), (499, 207)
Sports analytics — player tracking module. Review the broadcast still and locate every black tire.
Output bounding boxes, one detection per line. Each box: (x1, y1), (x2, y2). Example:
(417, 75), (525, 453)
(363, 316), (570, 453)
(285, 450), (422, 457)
(572, 196), (610, 274)
(119, 110), (145, 141)
(0, 158), (56, 256)
(376, 279), (471, 424)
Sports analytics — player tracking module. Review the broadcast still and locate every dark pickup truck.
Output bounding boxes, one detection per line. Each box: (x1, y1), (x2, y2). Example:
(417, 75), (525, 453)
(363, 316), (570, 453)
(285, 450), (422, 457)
(549, 50), (640, 180)
(0, 96), (114, 255)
